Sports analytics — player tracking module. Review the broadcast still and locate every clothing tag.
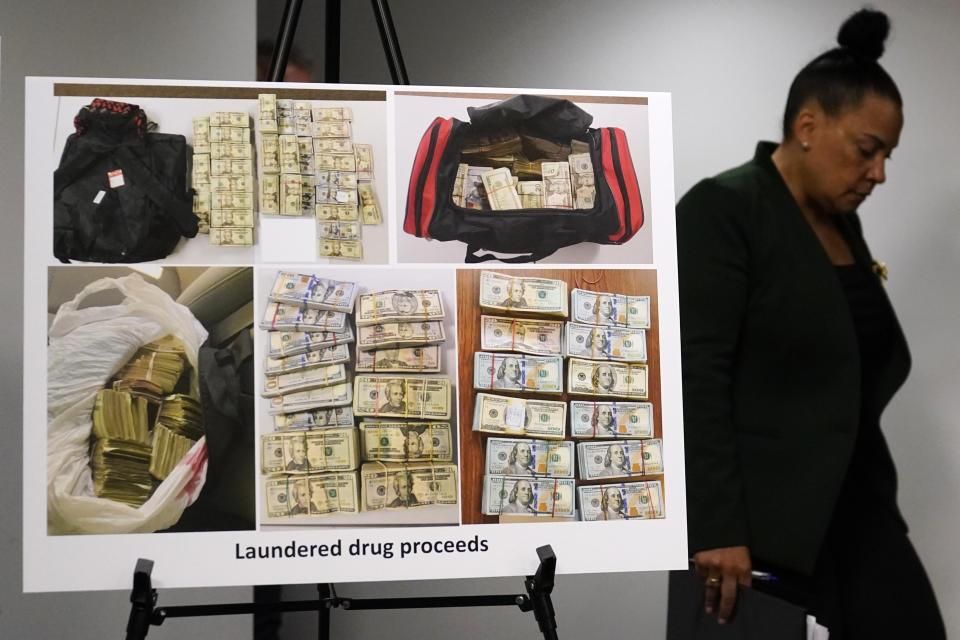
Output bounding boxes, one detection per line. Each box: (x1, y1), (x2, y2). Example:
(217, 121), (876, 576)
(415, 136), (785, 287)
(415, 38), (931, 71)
(108, 169), (125, 188)
(93, 190), (106, 204)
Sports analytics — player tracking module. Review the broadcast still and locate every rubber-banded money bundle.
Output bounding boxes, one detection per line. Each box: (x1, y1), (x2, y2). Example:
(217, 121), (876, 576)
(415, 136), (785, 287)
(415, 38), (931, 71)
(577, 481), (664, 521)
(260, 427), (359, 474)
(481, 475), (576, 517)
(484, 438), (575, 478)
(569, 400), (654, 438)
(263, 473), (359, 520)
(576, 439), (663, 480)
(471, 393), (566, 440)
(356, 289), (445, 326)
(353, 376), (452, 420)
(359, 421), (453, 462)
(268, 272), (359, 313)
(359, 462), (458, 511)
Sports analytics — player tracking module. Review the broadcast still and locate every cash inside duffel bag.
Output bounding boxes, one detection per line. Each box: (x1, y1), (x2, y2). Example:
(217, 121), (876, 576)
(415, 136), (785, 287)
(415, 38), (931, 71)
(403, 94), (644, 263)
(53, 98), (198, 263)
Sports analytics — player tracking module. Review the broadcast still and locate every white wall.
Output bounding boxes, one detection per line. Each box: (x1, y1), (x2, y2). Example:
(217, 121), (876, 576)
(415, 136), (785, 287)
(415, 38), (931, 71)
(4, 1), (957, 638)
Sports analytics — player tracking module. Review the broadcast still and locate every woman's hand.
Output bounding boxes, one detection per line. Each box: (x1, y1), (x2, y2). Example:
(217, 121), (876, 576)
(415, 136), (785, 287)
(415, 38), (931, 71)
(692, 545), (752, 624)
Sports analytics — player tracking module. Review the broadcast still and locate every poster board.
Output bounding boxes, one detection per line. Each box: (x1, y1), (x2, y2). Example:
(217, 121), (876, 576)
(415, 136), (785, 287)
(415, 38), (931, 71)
(23, 77), (685, 592)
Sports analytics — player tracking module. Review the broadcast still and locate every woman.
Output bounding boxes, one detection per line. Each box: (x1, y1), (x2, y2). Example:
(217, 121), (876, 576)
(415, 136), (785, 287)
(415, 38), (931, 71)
(676, 10), (945, 637)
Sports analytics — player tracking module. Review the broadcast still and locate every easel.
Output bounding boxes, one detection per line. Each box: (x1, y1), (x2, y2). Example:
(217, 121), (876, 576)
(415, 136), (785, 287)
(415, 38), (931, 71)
(126, 545), (559, 639)
(124, 3), (562, 638)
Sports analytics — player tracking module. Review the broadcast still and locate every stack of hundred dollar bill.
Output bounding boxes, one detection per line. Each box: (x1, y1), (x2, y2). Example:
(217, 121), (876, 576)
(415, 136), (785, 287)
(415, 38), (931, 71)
(257, 94), (382, 261)
(454, 126), (596, 211)
(192, 111), (255, 246)
(89, 335), (205, 507)
(260, 271), (361, 522)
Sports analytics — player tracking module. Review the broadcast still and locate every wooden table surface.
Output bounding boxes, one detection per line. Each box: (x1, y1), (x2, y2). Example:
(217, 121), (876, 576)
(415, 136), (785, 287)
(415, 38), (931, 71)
(456, 268), (663, 524)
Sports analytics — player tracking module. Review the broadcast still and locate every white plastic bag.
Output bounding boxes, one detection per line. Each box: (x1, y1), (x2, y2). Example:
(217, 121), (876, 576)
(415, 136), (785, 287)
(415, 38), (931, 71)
(47, 274), (209, 534)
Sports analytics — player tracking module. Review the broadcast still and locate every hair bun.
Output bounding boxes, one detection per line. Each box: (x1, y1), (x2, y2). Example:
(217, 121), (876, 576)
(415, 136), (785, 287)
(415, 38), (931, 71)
(837, 9), (890, 61)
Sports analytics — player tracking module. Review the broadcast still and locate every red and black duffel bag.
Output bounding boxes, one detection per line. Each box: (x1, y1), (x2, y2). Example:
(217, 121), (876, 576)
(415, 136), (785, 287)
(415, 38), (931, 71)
(403, 94), (644, 263)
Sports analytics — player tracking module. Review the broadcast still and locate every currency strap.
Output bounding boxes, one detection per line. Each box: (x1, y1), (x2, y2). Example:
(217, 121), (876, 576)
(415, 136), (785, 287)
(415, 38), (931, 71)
(498, 475), (507, 514)
(549, 478), (558, 517)
(418, 290), (430, 321)
(375, 422), (384, 461)
(270, 303), (281, 330)
(427, 423), (436, 462)
(489, 355), (497, 389)
(644, 483), (655, 519)
(371, 292), (379, 323)
(639, 440), (646, 476)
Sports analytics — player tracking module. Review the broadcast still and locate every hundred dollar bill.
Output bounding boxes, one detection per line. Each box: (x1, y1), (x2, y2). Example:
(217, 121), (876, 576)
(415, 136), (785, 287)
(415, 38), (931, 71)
(360, 462), (458, 510)
(481, 475), (575, 517)
(211, 158), (252, 176)
(452, 163), (467, 207)
(567, 358), (648, 399)
(263, 473), (359, 519)
(265, 344), (351, 376)
(464, 166), (492, 209)
(479, 271), (568, 316)
(481, 167), (522, 210)
(312, 120), (352, 138)
(471, 393), (566, 440)
(577, 439), (663, 480)
(564, 322), (646, 362)
(473, 352), (563, 394)
(267, 381), (352, 415)
(356, 320), (445, 351)
(313, 137), (354, 155)
(316, 152), (357, 172)
(541, 161), (573, 209)
(210, 209), (254, 228)
(568, 152), (596, 209)
(263, 363), (349, 398)
(279, 174), (302, 216)
(273, 405), (355, 431)
(517, 181), (543, 209)
(260, 173), (279, 214)
(353, 376), (451, 419)
(318, 239), (363, 260)
(355, 345), (442, 373)
(354, 144), (374, 181)
(359, 421), (453, 462)
(311, 106), (352, 122)
(261, 427), (359, 474)
(267, 327), (356, 359)
(569, 400), (654, 438)
(578, 480), (664, 521)
(298, 136), (315, 174)
(315, 169), (358, 190)
(317, 185), (358, 206)
(356, 289), (444, 326)
(209, 227), (253, 246)
(269, 272), (359, 312)
(211, 174), (254, 192)
(210, 126), (249, 144)
(570, 288), (652, 329)
(318, 221), (362, 241)
(210, 111), (249, 127)
(480, 315), (563, 356)
(485, 438), (575, 477)
(358, 182), (382, 225)
(211, 191), (254, 210)
(192, 153), (210, 184)
(316, 203), (360, 222)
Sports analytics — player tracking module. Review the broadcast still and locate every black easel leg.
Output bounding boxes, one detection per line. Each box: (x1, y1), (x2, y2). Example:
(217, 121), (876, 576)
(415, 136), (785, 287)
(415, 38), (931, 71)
(317, 583), (332, 640)
(370, 0), (410, 84)
(125, 558), (157, 640)
(525, 546), (559, 640)
(325, 0), (341, 83)
(269, 0), (305, 82)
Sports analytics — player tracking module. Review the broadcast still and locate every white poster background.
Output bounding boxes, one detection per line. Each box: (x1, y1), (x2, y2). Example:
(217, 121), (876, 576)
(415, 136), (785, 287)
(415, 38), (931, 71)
(24, 77), (685, 592)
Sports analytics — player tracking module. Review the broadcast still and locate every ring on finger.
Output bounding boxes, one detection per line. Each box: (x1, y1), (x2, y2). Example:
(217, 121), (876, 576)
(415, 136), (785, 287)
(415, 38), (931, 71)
(706, 576), (722, 586)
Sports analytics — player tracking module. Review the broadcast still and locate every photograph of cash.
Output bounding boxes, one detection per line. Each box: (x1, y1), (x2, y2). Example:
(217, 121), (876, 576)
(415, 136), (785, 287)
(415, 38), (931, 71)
(256, 267), (460, 527)
(48, 84), (387, 265)
(395, 89), (654, 264)
(47, 266), (255, 534)
(457, 269), (664, 524)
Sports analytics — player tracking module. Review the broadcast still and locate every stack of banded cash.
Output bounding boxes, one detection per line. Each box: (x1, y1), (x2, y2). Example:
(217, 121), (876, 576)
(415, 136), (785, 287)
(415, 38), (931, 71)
(192, 111), (255, 245)
(455, 127), (596, 211)
(358, 421), (453, 462)
(264, 473), (359, 520)
(576, 439), (664, 480)
(256, 94), (382, 261)
(479, 271), (568, 317)
(259, 271), (361, 521)
(577, 480), (664, 521)
(481, 475), (576, 517)
(89, 335), (204, 506)
(359, 462), (458, 511)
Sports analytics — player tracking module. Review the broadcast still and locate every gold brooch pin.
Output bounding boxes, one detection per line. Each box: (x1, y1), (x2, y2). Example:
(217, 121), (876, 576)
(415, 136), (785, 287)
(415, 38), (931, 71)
(872, 260), (888, 281)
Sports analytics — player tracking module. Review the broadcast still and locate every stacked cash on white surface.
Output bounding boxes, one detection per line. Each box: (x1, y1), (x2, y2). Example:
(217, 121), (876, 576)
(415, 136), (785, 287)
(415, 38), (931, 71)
(192, 111), (255, 244)
(263, 473), (359, 520)
(359, 462), (458, 511)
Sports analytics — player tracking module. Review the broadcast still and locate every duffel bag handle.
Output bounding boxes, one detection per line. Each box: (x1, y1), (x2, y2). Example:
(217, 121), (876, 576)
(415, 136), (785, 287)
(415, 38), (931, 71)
(464, 243), (560, 264)
(467, 94), (592, 140)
